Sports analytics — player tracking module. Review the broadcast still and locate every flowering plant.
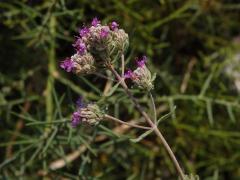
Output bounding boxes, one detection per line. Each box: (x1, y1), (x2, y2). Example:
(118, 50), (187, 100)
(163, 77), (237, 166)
(60, 18), (186, 179)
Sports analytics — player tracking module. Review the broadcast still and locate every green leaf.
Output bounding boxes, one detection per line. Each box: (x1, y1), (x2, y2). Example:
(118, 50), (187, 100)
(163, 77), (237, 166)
(206, 100), (214, 125)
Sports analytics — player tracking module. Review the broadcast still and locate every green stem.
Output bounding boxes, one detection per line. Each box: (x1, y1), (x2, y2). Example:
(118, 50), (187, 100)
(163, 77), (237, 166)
(45, 16), (56, 132)
(107, 62), (185, 180)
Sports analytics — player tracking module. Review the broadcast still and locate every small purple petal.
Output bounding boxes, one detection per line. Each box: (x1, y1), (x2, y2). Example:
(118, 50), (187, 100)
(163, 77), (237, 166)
(110, 21), (119, 31)
(78, 42), (86, 55)
(72, 38), (81, 48)
(72, 38), (86, 55)
(71, 111), (81, 127)
(100, 28), (109, 38)
(60, 58), (75, 72)
(124, 69), (134, 79)
(91, 17), (100, 27)
(79, 27), (90, 37)
(136, 56), (147, 68)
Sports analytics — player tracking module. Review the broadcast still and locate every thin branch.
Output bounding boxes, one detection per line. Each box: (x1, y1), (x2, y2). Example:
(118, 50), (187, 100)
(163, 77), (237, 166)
(180, 58), (197, 93)
(104, 114), (152, 130)
(106, 61), (185, 180)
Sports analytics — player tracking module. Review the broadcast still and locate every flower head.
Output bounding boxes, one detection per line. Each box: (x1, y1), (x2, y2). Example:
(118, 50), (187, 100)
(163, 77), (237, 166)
(110, 21), (119, 31)
(71, 53), (96, 74)
(60, 57), (76, 72)
(91, 17), (100, 27)
(79, 27), (90, 37)
(136, 56), (147, 68)
(124, 56), (155, 91)
(132, 64), (154, 91)
(71, 98), (104, 127)
(100, 27), (109, 38)
(61, 18), (129, 72)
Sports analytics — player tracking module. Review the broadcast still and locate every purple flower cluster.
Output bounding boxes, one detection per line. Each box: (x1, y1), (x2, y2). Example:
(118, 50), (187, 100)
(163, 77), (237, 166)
(60, 17), (121, 73)
(124, 56), (147, 80)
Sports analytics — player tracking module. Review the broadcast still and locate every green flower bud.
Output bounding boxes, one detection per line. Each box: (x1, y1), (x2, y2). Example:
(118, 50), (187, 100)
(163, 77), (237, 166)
(71, 53), (96, 75)
(133, 65), (155, 91)
(80, 104), (104, 125)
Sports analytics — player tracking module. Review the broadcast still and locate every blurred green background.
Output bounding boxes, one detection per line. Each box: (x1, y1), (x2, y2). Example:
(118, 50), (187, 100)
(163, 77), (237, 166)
(1, 0), (240, 179)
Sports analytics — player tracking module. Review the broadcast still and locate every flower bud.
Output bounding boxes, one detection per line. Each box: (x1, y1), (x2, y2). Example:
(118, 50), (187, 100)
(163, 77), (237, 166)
(71, 53), (96, 74)
(124, 56), (155, 91)
(82, 25), (112, 63)
(111, 29), (129, 53)
(71, 98), (104, 127)
(133, 65), (155, 91)
(80, 104), (104, 125)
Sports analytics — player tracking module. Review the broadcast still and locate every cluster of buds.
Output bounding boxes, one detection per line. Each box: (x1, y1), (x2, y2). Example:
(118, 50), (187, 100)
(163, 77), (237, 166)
(71, 97), (104, 127)
(60, 17), (129, 74)
(124, 56), (155, 91)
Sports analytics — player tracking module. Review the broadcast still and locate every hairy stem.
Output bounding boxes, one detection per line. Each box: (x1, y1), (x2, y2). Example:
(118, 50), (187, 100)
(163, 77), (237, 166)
(104, 114), (152, 130)
(106, 62), (185, 180)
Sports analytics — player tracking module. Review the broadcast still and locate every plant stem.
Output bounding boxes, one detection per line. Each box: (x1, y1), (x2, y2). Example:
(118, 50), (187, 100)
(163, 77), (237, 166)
(104, 114), (152, 130)
(45, 16), (56, 133)
(106, 62), (185, 180)
(121, 54), (125, 76)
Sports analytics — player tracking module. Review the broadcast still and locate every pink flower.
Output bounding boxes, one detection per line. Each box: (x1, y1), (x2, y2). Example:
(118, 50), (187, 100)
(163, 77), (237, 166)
(79, 27), (90, 37)
(136, 56), (147, 68)
(71, 97), (85, 127)
(91, 17), (100, 27)
(71, 111), (81, 127)
(110, 21), (119, 31)
(60, 58), (75, 72)
(72, 38), (86, 55)
(124, 69), (136, 79)
(100, 27), (109, 38)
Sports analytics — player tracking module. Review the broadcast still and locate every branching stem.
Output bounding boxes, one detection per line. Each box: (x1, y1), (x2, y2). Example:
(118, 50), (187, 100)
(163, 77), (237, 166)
(106, 60), (185, 180)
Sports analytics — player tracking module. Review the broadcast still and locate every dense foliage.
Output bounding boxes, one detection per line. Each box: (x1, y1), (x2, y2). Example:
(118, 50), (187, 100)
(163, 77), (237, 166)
(0, 0), (240, 179)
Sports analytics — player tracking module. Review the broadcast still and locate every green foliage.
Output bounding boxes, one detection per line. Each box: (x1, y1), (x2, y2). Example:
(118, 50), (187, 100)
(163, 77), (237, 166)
(0, 0), (240, 179)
